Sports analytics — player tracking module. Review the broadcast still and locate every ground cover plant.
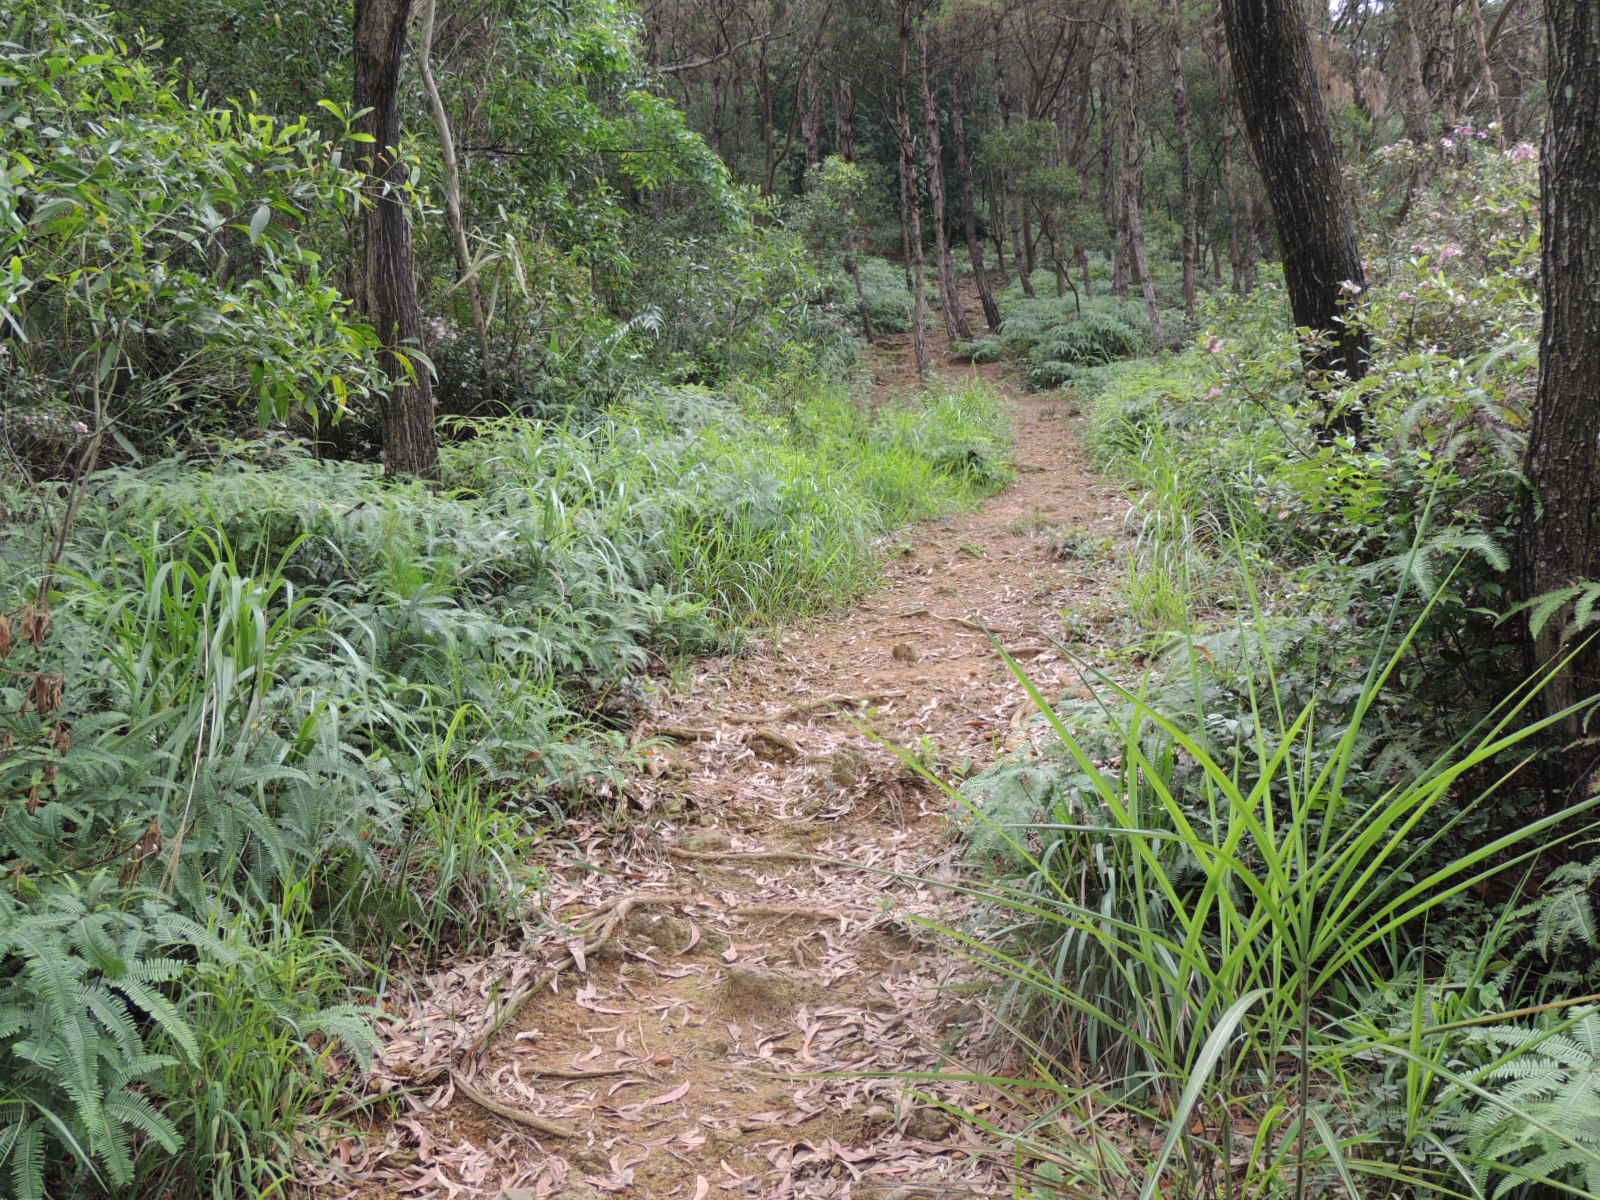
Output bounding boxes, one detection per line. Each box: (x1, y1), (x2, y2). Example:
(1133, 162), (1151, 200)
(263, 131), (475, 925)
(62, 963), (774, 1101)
(948, 129), (1600, 1197)
(0, 374), (1012, 1196)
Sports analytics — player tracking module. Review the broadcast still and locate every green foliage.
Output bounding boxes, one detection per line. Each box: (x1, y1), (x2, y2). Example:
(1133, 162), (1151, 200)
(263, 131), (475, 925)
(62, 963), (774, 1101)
(0, 879), (191, 1197)
(139, 901), (379, 1200)
(949, 613), (1600, 1197)
(990, 292), (1169, 390)
(0, 0), (384, 463)
(0, 374), (1011, 1191)
(836, 255), (915, 336)
(1458, 1008), (1600, 1198)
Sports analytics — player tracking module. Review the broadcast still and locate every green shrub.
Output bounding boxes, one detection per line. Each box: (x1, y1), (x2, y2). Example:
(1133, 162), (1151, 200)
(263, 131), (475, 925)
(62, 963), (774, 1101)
(0, 372), (1012, 1192)
(0, 0), (384, 465)
(851, 255), (917, 335)
(948, 616), (1600, 1198)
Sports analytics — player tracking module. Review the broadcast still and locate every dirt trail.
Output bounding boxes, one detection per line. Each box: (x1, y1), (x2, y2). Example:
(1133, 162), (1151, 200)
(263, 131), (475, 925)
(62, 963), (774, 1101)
(311, 320), (1135, 1199)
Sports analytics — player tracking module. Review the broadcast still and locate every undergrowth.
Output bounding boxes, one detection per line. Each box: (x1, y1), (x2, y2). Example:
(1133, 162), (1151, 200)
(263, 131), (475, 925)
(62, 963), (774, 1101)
(947, 131), (1600, 1197)
(0, 377), (1011, 1197)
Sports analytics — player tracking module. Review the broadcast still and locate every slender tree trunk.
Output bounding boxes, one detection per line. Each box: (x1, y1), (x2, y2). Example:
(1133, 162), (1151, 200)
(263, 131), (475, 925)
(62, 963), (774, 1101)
(920, 29), (971, 340)
(1397, 0), (1436, 145)
(1168, 0), (1198, 325)
(800, 60), (822, 169)
(1465, 0), (1507, 140)
(950, 85), (1001, 332)
(991, 185), (1010, 280)
(1221, 0), (1370, 434)
(354, 0), (439, 479)
(846, 254), (875, 341)
(896, 1), (928, 374)
(1521, 0), (1600, 770)
(417, 0), (490, 383)
(1115, 9), (1166, 349)
(834, 80), (857, 162)
(1013, 211), (1035, 296)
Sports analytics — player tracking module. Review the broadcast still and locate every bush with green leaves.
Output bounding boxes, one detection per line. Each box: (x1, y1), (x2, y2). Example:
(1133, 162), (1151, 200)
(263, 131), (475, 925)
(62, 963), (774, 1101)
(986, 290), (1172, 390)
(0, 372), (1012, 1194)
(0, 0), (385, 466)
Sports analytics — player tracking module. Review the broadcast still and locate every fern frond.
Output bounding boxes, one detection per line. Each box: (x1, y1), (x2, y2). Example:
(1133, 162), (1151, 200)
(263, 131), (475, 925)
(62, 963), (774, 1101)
(7, 1117), (44, 1200)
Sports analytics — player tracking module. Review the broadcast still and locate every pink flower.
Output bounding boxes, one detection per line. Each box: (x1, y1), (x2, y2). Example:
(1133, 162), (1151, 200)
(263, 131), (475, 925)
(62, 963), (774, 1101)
(1509, 142), (1537, 163)
(1203, 334), (1224, 355)
(1439, 244), (1462, 261)
(73, 421), (89, 434)
(1206, 386), (1223, 399)
(1441, 136), (1455, 149)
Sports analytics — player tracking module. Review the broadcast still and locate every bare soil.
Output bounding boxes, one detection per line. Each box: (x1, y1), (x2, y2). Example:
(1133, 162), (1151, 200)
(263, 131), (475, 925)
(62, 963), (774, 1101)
(304, 315), (1135, 1199)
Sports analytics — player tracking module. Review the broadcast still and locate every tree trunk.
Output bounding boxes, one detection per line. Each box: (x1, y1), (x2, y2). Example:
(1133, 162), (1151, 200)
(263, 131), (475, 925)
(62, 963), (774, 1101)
(950, 84), (1001, 332)
(800, 60), (822, 169)
(920, 29), (971, 341)
(1220, 0), (1370, 435)
(354, 0), (440, 479)
(417, 0), (490, 384)
(846, 254), (875, 341)
(1521, 0), (1600, 773)
(834, 80), (857, 162)
(991, 185), (1010, 280)
(1115, 9), (1166, 350)
(1168, 0), (1198, 326)
(1465, 0), (1507, 141)
(1013, 213), (1035, 296)
(896, 2), (928, 375)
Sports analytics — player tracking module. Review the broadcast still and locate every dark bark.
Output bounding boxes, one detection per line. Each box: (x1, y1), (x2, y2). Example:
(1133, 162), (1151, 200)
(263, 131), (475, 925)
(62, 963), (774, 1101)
(920, 30), (971, 341)
(845, 254), (875, 341)
(895, 1), (928, 375)
(1168, 0), (1198, 325)
(950, 85), (1001, 332)
(1220, 0), (1370, 433)
(1115, 9), (1165, 349)
(1520, 0), (1600, 773)
(355, 0), (440, 479)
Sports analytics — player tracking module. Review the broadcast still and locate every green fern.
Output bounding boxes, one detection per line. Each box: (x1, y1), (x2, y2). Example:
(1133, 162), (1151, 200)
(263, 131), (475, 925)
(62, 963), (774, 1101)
(0, 877), (192, 1197)
(1455, 1008), (1600, 1198)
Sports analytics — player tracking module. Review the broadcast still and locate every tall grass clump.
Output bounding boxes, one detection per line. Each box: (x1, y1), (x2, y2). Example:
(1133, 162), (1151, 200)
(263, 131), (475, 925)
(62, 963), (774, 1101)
(948, 131), (1597, 1189)
(952, 607), (1600, 1198)
(0, 374), (1011, 1196)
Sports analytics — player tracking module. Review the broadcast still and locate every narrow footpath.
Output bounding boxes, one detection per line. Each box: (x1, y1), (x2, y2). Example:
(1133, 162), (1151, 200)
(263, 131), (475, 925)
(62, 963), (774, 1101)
(311, 323), (1135, 1200)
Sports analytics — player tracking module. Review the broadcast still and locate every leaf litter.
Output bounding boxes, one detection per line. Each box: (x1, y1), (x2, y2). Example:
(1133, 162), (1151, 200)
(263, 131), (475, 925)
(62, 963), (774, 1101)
(296, 311), (1136, 1199)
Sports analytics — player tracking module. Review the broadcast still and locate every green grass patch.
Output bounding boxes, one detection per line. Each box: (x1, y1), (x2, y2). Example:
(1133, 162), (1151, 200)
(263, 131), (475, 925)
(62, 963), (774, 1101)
(0, 375), (1012, 1196)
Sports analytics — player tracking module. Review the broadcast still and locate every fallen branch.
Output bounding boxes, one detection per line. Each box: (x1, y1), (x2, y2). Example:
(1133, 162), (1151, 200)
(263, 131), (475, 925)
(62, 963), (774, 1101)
(449, 1070), (579, 1138)
(895, 608), (1024, 638)
(468, 893), (695, 1061)
(668, 846), (836, 866)
(778, 692), (907, 721)
(652, 726), (719, 742)
(731, 904), (850, 923)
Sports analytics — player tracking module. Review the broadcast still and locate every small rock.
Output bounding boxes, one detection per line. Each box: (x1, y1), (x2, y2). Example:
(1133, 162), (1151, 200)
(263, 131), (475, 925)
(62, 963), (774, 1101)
(678, 828), (731, 853)
(826, 746), (868, 788)
(626, 911), (692, 955)
(891, 642), (918, 664)
(902, 1106), (956, 1141)
(717, 966), (797, 1020)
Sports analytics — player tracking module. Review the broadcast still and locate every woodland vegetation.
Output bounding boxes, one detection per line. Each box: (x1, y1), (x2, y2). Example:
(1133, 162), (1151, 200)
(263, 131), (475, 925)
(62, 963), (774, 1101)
(2, 0), (1599, 1195)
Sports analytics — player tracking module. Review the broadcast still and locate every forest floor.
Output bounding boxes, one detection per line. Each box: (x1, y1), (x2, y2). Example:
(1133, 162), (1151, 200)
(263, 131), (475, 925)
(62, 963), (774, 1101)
(307, 306), (1136, 1200)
